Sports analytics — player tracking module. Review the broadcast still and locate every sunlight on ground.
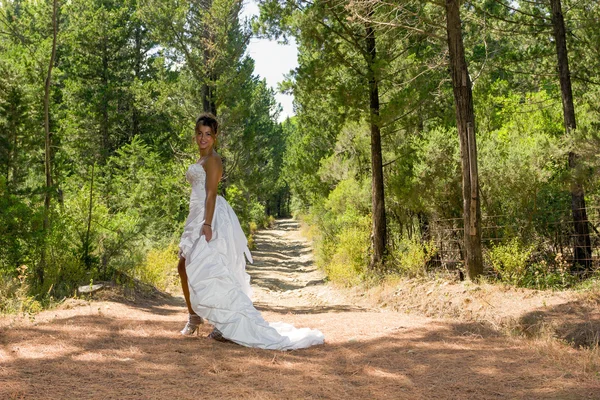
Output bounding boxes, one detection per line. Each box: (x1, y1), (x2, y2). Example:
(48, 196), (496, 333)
(1, 220), (599, 399)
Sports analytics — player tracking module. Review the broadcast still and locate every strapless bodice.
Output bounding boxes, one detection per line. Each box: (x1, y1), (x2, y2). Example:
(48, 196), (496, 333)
(186, 163), (206, 187)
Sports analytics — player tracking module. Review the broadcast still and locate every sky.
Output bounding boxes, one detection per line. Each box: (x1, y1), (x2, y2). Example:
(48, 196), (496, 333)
(240, 0), (298, 121)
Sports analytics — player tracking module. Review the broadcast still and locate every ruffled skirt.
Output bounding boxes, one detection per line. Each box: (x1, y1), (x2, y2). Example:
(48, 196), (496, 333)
(179, 196), (324, 350)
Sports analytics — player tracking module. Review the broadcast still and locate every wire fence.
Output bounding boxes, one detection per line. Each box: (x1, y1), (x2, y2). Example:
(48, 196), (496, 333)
(425, 206), (600, 273)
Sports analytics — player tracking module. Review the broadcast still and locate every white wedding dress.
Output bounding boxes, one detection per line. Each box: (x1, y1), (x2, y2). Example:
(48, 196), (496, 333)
(178, 163), (324, 350)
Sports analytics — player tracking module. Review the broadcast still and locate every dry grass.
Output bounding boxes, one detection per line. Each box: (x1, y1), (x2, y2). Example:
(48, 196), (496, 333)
(346, 275), (600, 349)
(1, 219), (599, 399)
(2, 299), (599, 400)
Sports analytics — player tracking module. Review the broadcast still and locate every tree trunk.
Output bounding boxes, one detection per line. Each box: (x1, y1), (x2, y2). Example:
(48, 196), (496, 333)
(83, 163), (95, 269)
(200, 0), (217, 115)
(39, 0), (59, 286)
(6, 95), (18, 187)
(132, 24), (142, 139)
(101, 43), (110, 161)
(202, 75), (217, 115)
(550, 0), (592, 273)
(445, 0), (483, 280)
(365, 21), (387, 268)
(418, 212), (431, 242)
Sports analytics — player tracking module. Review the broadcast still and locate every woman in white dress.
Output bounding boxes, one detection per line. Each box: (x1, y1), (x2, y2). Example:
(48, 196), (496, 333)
(176, 113), (324, 350)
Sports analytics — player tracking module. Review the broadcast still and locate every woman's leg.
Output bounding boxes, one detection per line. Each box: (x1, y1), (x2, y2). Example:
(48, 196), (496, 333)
(177, 256), (195, 315)
(177, 256), (203, 336)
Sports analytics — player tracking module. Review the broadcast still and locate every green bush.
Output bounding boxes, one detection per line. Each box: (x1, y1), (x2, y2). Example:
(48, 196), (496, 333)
(226, 184), (269, 234)
(325, 216), (371, 286)
(305, 177), (371, 285)
(390, 239), (437, 278)
(487, 238), (582, 289)
(249, 201), (269, 228)
(134, 243), (179, 292)
(488, 238), (533, 285)
(0, 265), (42, 315)
(521, 259), (579, 290)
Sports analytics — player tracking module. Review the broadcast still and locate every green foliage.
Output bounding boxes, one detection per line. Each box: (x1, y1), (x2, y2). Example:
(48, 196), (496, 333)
(306, 176), (371, 286)
(325, 217), (371, 287)
(134, 243), (179, 292)
(522, 260), (579, 290)
(281, 117), (335, 212)
(39, 209), (88, 297)
(390, 240), (437, 278)
(477, 88), (566, 216)
(488, 238), (534, 285)
(0, 265), (42, 315)
(225, 183), (271, 234)
(389, 126), (462, 221)
(488, 238), (580, 289)
(102, 137), (187, 240)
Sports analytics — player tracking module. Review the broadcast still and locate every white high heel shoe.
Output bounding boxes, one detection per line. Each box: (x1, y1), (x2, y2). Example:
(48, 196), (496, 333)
(180, 314), (204, 336)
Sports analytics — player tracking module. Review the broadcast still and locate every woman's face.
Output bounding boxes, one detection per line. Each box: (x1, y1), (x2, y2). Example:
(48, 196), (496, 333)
(196, 125), (215, 151)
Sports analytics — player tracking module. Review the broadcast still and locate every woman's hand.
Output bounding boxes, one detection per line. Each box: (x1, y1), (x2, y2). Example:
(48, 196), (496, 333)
(202, 223), (213, 242)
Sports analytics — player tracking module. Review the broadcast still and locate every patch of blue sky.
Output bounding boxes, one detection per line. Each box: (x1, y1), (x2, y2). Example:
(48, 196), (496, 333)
(241, 0), (298, 121)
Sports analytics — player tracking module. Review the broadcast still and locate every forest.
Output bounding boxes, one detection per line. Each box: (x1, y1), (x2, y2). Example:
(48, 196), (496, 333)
(1, 0), (600, 312)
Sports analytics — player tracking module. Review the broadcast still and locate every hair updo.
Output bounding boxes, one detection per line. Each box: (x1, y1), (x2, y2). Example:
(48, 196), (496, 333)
(195, 113), (219, 136)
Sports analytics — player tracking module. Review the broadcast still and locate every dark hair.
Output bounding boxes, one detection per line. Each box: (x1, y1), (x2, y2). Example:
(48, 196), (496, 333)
(195, 113), (218, 136)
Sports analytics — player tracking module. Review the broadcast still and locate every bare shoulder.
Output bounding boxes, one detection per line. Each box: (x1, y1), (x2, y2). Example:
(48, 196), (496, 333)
(204, 153), (222, 168)
(203, 152), (223, 175)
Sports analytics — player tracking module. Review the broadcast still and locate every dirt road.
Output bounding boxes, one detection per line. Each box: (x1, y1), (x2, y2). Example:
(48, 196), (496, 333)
(1, 219), (598, 399)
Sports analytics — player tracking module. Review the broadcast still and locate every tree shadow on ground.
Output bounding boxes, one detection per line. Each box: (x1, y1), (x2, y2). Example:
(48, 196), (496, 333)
(8, 218), (593, 398)
(251, 244), (313, 259)
(254, 303), (368, 314)
(248, 260), (315, 273)
(267, 219), (301, 232)
(248, 276), (312, 291)
(87, 287), (186, 317)
(249, 274), (325, 292)
(1, 303), (597, 400)
(518, 297), (600, 348)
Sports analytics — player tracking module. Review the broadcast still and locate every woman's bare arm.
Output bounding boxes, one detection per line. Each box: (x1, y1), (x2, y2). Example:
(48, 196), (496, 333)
(202, 155), (222, 241)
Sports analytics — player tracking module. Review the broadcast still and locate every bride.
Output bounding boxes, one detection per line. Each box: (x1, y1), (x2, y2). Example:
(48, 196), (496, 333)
(176, 113), (324, 350)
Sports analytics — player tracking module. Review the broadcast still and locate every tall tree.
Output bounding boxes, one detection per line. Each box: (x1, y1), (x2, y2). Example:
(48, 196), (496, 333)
(473, 0), (595, 273)
(62, 0), (138, 163)
(39, 0), (59, 285)
(445, 0), (483, 279)
(550, 0), (592, 273)
(364, 15), (386, 267)
(142, 0), (250, 115)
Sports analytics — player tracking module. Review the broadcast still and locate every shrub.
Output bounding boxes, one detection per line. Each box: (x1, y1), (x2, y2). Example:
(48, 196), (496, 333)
(325, 216), (371, 286)
(249, 201), (268, 228)
(522, 260), (579, 289)
(0, 265), (42, 315)
(304, 177), (371, 286)
(134, 243), (180, 292)
(488, 238), (534, 285)
(390, 239), (437, 278)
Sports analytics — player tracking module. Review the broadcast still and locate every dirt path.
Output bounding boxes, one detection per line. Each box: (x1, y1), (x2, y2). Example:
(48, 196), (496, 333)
(248, 219), (357, 311)
(1, 219), (599, 399)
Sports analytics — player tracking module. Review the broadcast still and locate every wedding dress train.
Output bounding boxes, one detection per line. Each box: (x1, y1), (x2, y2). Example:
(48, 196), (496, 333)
(178, 163), (324, 350)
